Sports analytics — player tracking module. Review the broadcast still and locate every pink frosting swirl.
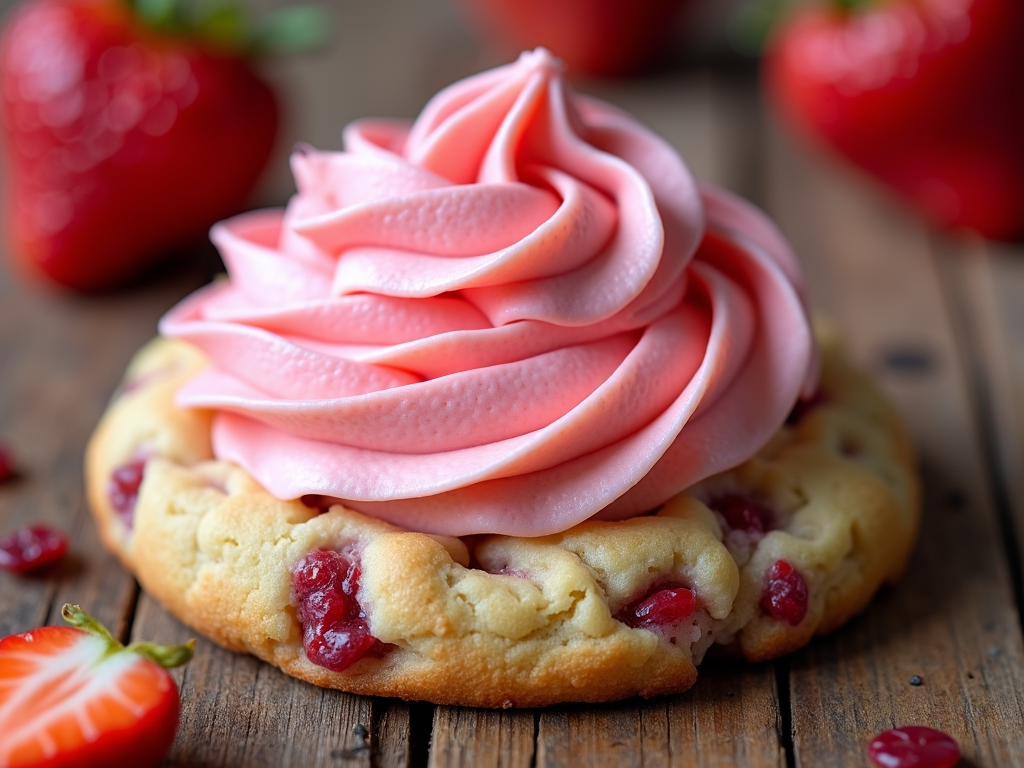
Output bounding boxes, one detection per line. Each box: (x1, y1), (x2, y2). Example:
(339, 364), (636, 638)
(160, 49), (818, 537)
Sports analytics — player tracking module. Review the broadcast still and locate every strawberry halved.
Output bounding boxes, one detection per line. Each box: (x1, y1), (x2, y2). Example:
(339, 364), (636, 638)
(0, 605), (193, 768)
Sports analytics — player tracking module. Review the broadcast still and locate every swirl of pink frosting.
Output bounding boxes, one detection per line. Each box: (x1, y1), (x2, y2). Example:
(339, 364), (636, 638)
(160, 49), (818, 537)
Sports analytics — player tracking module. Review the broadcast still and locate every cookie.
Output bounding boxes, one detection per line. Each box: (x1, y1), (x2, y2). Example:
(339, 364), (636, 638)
(85, 330), (919, 707)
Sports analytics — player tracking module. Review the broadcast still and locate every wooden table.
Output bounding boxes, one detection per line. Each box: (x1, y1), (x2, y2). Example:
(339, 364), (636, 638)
(3, 9), (1024, 765)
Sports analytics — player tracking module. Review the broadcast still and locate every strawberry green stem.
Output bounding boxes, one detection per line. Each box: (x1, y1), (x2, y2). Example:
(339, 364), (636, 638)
(832, 0), (872, 11)
(123, 0), (331, 55)
(61, 604), (194, 669)
(62, 603), (119, 644)
(127, 639), (196, 668)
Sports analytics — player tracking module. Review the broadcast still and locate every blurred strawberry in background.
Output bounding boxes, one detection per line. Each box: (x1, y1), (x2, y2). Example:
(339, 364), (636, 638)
(0, 0), (326, 291)
(763, 0), (1024, 241)
(455, 0), (693, 78)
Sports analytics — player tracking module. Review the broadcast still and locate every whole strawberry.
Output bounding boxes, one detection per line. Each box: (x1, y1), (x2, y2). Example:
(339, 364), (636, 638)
(0, 0), (320, 291)
(764, 0), (1024, 241)
(0, 604), (194, 768)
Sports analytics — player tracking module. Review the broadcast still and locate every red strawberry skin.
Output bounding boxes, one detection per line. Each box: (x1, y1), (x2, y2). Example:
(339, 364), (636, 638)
(764, 0), (1024, 241)
(0, 622), (185, 768)
(456, 0), (692, 78)
(0, 0), (278, 291)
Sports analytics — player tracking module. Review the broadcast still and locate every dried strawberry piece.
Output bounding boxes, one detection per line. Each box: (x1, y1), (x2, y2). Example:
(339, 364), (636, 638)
(107, 459), (147, 528)
(710, 494), (773, 535)
(620, 587), (696, 629)
(0, 445), (13, 482)
(0, 524), (69, 574)
(760, 559), (808, 626)
(292, 550), (385, 671)
(868, 726), (960, 768)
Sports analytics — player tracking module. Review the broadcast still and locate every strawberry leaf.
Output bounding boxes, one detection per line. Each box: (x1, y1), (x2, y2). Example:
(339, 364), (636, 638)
(251, 5), (332, 55)
(193, 2), (249, 50)
(134, 0), (176, 26)
(124, 0), (332, 55)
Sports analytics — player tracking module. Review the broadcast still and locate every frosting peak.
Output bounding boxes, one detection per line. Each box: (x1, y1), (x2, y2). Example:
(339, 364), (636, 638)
(160, 50), (818, 536)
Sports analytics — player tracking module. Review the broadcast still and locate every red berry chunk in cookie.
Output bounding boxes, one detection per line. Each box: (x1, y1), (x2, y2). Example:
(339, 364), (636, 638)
(710, 494), (773, 535)
(868, 726), (960, 768)
(621, 588), (696, 629)
(761, 560), (808, 626)
(292, 550), (384, 672)
(0, 524), (69, 574)
(0, 445), (13, 482)
(108, 459), (147, 528)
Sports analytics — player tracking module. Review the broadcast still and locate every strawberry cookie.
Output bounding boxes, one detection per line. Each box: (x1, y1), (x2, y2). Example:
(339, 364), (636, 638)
(86, 50), (919, 707)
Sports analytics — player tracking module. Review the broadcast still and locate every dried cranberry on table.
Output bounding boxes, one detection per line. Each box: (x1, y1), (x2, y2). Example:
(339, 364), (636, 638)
(0, 524), (69, 574)
(868, 726), (961, 768)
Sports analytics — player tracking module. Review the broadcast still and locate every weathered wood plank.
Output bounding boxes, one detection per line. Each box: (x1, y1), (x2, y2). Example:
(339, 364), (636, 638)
(373, 699), (422, 768)
(764, 124), (1024, 766)
(933, 236), (1024, 610)
(670, 663), (787, 768)
(428, 707), (535, 768)
(536, 703), (644, 768)
(531, 665), (784, 768)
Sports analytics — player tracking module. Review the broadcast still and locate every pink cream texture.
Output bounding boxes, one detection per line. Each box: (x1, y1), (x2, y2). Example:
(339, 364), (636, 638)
(160, 49), (818, 537)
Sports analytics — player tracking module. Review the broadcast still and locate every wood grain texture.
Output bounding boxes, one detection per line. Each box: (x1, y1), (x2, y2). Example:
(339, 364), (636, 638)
(373, 699), (421, 768)
(666, 664), (786, 768)
(531, 666), (783, 768)
(765, 123), (1024, 767)
(428, 707), (535, 768)
(933, 236), (1024, 613)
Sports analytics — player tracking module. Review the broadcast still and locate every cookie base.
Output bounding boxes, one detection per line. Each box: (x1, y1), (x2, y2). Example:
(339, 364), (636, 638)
(86, 331), (919, 707)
